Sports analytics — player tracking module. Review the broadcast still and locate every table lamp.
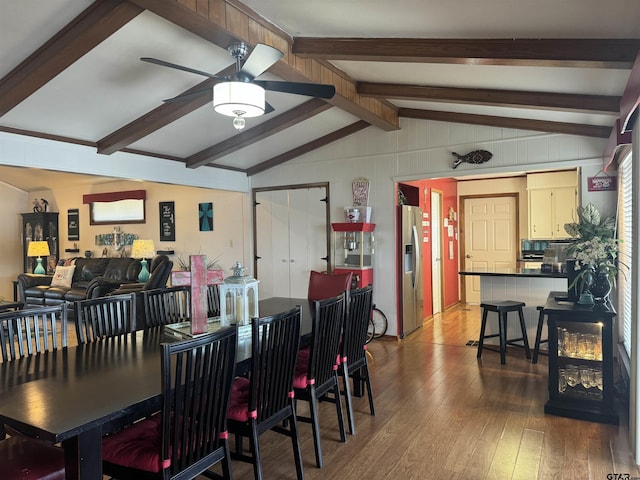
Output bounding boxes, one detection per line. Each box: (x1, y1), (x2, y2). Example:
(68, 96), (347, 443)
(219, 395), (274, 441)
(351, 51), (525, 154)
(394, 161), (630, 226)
(27, 241), (50, 275)
(131, 239), (156, 282)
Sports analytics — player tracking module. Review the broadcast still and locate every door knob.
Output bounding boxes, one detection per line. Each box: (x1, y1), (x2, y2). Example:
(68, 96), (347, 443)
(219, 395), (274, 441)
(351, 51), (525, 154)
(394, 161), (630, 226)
(466, 254), (472, 258)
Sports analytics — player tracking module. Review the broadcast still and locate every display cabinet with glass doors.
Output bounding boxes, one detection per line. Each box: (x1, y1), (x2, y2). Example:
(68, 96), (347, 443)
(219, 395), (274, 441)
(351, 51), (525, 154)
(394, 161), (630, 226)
(543, 292), (618, 424)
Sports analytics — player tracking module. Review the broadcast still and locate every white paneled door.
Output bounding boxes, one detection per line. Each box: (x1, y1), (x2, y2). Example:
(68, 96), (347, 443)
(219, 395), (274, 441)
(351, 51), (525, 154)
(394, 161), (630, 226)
(463, 196), (517, 303)
(255, 187), (328, 298)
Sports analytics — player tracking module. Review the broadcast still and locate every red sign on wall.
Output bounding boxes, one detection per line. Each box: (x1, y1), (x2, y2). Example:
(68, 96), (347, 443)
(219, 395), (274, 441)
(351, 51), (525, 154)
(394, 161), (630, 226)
(588, 175), (617, 192)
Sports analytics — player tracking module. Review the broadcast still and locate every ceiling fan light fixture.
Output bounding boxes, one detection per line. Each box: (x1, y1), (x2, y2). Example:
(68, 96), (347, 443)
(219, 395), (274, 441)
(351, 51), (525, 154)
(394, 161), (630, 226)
(213, 82), (265, 118)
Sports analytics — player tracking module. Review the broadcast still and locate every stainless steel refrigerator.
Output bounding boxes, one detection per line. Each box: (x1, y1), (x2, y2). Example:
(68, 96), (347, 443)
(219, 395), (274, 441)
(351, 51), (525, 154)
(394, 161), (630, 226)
(399, 205), (424, 338)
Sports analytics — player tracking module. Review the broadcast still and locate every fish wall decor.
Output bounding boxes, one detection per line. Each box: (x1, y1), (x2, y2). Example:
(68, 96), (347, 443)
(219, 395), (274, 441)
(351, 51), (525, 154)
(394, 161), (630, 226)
(451, 150), (493, 169)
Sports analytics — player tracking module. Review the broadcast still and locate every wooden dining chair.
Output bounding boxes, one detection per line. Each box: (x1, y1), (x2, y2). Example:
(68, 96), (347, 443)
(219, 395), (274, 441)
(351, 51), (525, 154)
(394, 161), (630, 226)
(307, 270), (353, 301)
(227, 306), (304, 480)
(0, 435), (65, 479)
(0, 303), (68, 362)
(293, 293), (347, 468)
(102, 326), (237, 480)
(142, 286), (191, 328)
(340, 285), (376, 435)
(74, 293), (136, 344)
(0, 304), (68, 440)
(207, 283), (221, 317)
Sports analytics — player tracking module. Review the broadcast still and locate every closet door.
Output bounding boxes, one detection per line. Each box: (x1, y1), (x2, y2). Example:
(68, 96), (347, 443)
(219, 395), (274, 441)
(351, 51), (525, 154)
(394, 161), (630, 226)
(255, 186), (328, 299)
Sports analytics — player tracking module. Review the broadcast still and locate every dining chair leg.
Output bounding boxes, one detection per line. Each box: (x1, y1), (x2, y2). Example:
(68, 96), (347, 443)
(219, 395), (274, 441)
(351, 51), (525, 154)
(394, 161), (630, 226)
(288, 409), (305, 480)
(333, 378), (346, 443)
(309, 387), (324, 468)
(341, 363), (356, 435)
(362, 365), (375, 416)
(249, 421), (263, 480)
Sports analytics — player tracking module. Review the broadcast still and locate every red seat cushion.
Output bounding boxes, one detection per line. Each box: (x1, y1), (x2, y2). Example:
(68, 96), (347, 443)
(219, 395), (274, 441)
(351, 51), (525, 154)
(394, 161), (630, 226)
(227, 376), (252, 422)
(102, 414), (164, 473)
(293, 347), (311, 389)
(0, 435), (65, 480)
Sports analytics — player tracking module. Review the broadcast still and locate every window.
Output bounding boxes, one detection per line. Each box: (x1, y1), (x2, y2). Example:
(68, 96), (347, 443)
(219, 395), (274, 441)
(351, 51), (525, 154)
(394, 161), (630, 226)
(618, 151), (633, 355)
(82, 190), (146, 225)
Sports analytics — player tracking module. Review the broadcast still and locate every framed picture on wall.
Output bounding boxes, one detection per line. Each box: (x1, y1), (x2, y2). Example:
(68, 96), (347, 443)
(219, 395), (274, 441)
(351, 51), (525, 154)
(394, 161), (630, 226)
(68, 208), (79, 241)
(199, 202), (213, 231)
(159, 201), (175, 241)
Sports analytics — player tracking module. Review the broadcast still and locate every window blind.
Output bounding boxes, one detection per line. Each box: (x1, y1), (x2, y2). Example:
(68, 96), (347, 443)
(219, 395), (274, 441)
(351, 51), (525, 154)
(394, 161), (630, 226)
(620, 152), (633, 355)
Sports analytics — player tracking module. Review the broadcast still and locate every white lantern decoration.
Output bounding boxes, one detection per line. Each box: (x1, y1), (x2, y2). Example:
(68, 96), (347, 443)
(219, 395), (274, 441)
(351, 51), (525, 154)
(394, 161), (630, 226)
(219, 261), (259, 326)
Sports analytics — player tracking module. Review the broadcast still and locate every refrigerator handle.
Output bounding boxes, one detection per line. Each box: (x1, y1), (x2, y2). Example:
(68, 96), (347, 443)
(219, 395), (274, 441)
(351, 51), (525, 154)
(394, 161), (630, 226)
(411, 225), (420, 287)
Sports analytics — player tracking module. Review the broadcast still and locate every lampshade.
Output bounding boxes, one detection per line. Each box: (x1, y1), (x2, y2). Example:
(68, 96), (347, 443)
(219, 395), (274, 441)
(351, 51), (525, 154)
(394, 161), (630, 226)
(213, 82), (265, 118)
(131, 239), (156, 259)
(27, 241), (50, 258)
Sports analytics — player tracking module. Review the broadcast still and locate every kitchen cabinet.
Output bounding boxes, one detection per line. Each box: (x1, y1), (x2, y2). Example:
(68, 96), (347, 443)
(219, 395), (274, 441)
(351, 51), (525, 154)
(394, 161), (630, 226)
(543, 292), (618, 424)
(527, 171), (578, 239)
(21, 212), (59, 274)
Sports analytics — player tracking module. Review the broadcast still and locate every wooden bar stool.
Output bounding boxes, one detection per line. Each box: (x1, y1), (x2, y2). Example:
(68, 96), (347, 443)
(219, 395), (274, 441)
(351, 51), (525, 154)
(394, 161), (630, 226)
(532, 306), (548, 363)
(477, 301), (531, 365)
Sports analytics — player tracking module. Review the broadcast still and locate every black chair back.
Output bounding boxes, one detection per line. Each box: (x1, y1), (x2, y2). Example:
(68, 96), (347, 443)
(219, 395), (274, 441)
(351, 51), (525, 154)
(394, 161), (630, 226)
(161, 327), (237, 479)
(308, 293), (345, 389)
(250, 306), (302, 423)
(142, 286), (191, 328)
(0, 304), (68, 362)
(207, 284), (221, 317)
(75, 293), (136, 344)
(343, 285), (373, 369)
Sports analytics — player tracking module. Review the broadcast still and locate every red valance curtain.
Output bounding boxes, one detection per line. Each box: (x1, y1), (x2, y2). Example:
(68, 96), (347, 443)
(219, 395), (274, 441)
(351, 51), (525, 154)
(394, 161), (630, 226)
(82, 190), (146, 204)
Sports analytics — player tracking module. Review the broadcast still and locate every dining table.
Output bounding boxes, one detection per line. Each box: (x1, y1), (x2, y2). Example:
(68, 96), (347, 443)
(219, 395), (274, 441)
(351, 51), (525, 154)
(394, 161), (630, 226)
(0, 297), (313, 480)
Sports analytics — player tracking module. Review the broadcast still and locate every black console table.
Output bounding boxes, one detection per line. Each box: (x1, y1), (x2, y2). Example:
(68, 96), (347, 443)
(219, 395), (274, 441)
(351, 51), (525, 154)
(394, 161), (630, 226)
(543, 292), (618, 424)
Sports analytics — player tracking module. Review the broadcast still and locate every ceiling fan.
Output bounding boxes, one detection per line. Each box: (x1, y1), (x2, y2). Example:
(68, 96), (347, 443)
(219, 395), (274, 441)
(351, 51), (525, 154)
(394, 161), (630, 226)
(141, 43), (336, 130)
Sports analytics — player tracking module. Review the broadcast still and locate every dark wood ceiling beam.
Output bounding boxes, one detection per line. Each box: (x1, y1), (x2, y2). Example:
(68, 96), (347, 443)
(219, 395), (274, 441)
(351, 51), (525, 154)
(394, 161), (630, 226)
(246, 120), (370, 176)
(0, 0), (143, 117)
(294, 38), (640, 68)
(186, 98), (332, 168)
(97, 78), (218, 155)
(399, 108), (611, 138)
(358, 83), (621, 114)
(130, 0), (399, 134)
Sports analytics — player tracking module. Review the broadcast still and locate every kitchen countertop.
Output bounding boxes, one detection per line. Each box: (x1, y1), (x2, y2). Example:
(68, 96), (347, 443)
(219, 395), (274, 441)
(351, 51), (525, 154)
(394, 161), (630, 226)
(459, 267), (567, 279)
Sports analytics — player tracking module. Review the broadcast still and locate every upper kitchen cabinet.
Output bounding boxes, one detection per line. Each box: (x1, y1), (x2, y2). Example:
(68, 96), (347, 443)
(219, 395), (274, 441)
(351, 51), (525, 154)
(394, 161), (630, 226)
(527, 171), (579, 240)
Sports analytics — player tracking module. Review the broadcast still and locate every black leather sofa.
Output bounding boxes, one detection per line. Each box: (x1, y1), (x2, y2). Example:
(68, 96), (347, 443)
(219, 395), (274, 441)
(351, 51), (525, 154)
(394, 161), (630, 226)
(16, 256), (171, 308)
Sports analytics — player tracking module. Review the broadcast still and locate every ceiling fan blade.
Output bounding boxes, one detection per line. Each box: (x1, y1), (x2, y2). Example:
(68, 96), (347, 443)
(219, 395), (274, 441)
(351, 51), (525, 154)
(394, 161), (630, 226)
(141, 57), (221, 79)
(239, 44), (284, 80)
(163, 88), (212, 103)
(265, 101), (275, 114)
(254, 80), (336, 99)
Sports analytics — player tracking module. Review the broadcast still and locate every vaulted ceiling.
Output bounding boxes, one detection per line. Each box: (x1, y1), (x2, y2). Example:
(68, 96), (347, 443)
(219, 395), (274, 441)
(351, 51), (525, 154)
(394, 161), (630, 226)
(1, 0), (638, 189)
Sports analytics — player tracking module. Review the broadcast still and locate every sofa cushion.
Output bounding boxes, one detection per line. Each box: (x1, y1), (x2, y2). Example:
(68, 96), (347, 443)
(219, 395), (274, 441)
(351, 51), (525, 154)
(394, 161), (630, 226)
(73, 258), (110, 283)
(51, 265), (76, 288)
(44, 287), (69, 300)
(64, 288), (90, 302)
(24, 285), (48, 298)
(103, 258), (138, 282)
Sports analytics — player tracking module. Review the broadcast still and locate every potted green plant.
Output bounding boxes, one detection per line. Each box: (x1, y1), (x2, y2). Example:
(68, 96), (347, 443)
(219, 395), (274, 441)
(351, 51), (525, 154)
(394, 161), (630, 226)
(564, 203), (620, 304)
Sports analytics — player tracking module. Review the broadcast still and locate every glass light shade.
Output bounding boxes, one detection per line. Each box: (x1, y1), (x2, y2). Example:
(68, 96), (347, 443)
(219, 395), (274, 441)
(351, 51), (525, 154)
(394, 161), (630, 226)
(131, 239), (156, 259)
(213, 82), (265, 118)
(27, 241), (50, 258)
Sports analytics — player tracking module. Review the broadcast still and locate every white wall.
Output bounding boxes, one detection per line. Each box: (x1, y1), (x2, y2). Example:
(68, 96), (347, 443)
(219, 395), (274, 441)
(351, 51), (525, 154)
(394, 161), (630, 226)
(251, 117), (610, 336)
(0, 181), (27, 301)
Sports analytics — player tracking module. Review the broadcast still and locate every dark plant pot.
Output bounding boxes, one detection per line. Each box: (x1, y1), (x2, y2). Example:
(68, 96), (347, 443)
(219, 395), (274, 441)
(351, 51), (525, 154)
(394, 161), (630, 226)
(590, 271), (612, 304)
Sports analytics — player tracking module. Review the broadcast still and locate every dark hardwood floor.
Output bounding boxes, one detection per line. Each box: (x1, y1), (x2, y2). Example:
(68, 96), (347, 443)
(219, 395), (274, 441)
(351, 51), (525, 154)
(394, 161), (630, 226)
(205, 303), (640, 480)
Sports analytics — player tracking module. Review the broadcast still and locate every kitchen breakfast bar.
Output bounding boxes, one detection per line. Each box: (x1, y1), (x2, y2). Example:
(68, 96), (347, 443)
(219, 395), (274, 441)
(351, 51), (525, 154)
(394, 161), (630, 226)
(459, 267), (570, 346)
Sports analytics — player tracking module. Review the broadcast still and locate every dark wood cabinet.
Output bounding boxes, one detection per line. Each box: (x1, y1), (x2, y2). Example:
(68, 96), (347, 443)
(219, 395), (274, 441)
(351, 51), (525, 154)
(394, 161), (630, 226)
(543, 292), (618, 424)
(21, 212), (59, 274)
